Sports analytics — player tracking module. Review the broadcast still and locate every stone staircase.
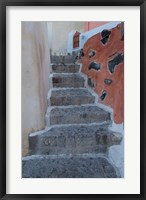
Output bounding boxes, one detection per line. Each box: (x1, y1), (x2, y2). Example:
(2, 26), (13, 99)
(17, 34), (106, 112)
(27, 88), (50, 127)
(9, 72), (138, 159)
(22, 55), (122, 178)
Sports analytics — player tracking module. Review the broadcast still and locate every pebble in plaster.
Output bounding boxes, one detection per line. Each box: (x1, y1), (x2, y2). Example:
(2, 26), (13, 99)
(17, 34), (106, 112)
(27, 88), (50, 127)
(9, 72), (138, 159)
(104, 78), (113, 85)
(100, 90), (107, 101)
(88, 49), (96, 58)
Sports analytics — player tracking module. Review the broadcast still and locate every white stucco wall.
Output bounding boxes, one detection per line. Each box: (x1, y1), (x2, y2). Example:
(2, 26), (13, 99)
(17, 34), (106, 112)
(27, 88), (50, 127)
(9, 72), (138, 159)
(22, 22), (51, 156)
(48, 22), (84, 55)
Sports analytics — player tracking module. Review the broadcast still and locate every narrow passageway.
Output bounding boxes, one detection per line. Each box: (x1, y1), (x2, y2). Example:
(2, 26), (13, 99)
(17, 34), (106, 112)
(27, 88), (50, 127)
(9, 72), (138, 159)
(22, 55), (122, 178)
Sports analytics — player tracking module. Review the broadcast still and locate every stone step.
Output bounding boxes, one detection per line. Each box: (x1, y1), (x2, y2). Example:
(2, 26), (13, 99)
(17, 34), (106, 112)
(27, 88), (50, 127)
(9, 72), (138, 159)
(22, 154), (119, 178)
(48, 88), (95, 106)
(51, 73), (85, 88)
(46, 105), (111, 126)
(51, 55), (76, 64)
(29, 123), (122, 155)
(51, 64), (80, 73)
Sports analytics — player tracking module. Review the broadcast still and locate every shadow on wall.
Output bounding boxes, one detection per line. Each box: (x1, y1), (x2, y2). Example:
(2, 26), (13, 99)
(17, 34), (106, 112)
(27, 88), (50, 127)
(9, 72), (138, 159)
(80, 22), (124, 124)
(22, 22), (51, 156)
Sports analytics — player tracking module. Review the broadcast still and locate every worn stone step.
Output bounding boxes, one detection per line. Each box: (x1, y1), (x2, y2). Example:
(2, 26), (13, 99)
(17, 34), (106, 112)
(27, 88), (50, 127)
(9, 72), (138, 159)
(22, 154), (119, 178)
(46, 105), (111, 126)
(51, 73), (85, 88)
(51, 55), (76, 64)
(48, 88), (95, 106)
(51, 64), (80, 73)
(29, 123), (122, 155)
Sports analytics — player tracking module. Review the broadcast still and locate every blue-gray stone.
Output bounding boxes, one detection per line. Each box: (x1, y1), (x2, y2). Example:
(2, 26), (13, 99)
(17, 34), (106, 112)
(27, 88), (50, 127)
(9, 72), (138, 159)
(22, 154), (119, 178)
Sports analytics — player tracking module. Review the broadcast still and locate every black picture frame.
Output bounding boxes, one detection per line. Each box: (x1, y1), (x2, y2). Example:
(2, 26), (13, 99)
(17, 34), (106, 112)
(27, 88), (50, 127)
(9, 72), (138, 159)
(0, 0), (145, 199)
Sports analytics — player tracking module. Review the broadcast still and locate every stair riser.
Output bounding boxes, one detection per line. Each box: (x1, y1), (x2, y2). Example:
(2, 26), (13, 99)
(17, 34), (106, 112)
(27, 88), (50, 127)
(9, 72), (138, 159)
(51, 55), (76, 64)
(29, 130), (122, 155)
(22, 155), (119, 178)
(47, 111), (111, 126)
(49, 96), (95, 106)
(52, 65), (80, 73)
(52, 76), (84, 88)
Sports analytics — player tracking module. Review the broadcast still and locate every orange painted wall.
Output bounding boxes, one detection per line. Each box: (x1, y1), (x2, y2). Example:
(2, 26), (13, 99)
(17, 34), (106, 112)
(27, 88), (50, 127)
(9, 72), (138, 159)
(81, 23), (124, 124)
(84, 22), (108, 32)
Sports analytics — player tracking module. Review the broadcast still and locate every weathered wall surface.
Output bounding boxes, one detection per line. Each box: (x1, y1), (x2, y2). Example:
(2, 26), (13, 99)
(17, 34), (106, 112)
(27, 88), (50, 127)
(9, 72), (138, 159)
(49, 22), (84, 55)
(84, 22), (107, 32)
(81, 23), (124, 124)
(22, 22), (51, 156)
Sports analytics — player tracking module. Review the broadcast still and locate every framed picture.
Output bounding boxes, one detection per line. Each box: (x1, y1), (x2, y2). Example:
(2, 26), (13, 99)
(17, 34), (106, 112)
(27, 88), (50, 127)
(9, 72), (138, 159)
(0, 0), (145, 199)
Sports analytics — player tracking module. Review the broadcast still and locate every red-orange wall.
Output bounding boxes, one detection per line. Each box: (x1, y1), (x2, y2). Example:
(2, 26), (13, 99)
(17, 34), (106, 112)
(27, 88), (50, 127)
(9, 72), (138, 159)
(81, 23), (124, 124)
(84, 22), (108, 32)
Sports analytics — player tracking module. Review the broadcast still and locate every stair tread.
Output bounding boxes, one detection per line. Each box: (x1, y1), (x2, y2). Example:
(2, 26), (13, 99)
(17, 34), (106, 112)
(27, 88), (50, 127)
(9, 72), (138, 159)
(30, 122), (112, 137)
(48, 104), (110, 116)
(30, 124), (120, 137)
(51, 64), (80, 73)
(51, 63), (79, 66)
(49, 88), (95, 106)
(22, 154), (119, 178)
(51, 73), (83, 77)
(50, 88), (94, 97)
(51, 73), (84, 88)
(51, 55), (76, 64)
(46, 105), (111, 126)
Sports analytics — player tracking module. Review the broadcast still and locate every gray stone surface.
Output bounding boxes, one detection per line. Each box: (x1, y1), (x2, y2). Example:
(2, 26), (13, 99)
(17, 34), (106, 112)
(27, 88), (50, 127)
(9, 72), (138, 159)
(49, 88), (95, 106)
(22, 154), (119, 178)
(47, 105), (111, 125)
(51, 55), (63, 63)
(52, 73), (84, 88)
(51, 55), (76, 64)
(23, 54), (123, 179)
(29, 123), (122, 155)
(64, 55), (76, 63)
(51, 64), (80, 73)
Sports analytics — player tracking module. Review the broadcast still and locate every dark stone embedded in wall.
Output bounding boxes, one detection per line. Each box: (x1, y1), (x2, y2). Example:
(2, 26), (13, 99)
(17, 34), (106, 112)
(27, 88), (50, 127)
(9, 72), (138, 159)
(89, 50), (96, 58)
(101, 29), (111, 45)
(89, 62), (101, 71)
(108, 53), (124, 74)
(100, 90), (107, 101)
(79, 49), (84, 58)
(104, 78), (112, 85)
(88, 78), (95, 88)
